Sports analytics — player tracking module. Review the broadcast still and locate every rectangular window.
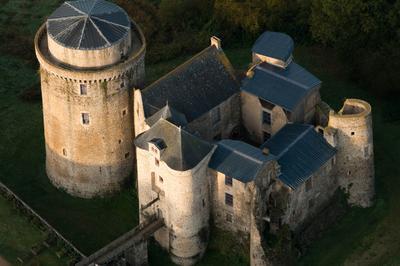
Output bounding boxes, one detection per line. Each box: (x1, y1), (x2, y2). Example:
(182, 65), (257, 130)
(125, 152), (130, 159)
(262, 110), (271, 124)
(82, 113), (90, 125)
(80, 84), (87, 95)
(159, 176), (164, 183)
(305, 178), (313, 192)
(225, 176), (233, 186)
(155, 158), (160, 166)
(211, 107), (221, 125)
(225, 193), (233, 207)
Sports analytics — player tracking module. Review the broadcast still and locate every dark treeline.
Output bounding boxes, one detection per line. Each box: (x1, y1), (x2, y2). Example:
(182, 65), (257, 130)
(115, 0), (400, 96)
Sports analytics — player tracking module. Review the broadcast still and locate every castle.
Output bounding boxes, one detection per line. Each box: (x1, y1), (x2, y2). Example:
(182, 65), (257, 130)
(34, 1), (375, 265)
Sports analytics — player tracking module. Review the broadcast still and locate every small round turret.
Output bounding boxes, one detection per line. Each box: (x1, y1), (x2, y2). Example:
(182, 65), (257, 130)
(46, 0), (132, 68)
(328, 99), (374, 207)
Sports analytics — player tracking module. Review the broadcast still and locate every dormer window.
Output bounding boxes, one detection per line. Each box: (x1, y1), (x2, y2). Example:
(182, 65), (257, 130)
(262, 110), (271, 124)
(149, 138), (166, 157)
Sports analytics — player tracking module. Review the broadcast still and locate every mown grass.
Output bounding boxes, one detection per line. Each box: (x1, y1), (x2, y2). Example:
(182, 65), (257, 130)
(0, 196), (70, 264)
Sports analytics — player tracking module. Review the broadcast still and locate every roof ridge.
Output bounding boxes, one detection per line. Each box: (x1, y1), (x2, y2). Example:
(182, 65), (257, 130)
(274, 125), (313, 158)
(54, 17), (83, 39)
(256, 64), (310, 91)
(88, 0), (98, 14)
(65, 2), (87, 15)
(91, 15), (130, 29)
(215, 49), (240, 86)
(77, 17), (87, 48)
(88, 17), (110, 45)
(219, 141), (265, 165)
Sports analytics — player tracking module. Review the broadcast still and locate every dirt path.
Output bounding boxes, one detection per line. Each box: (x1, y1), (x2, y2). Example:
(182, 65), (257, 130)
(0, 256), (10, 266)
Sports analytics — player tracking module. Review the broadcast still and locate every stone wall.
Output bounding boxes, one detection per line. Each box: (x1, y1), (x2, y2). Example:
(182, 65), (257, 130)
(280, 157), (338, 230)
(210, 171), (253, 234)
(136, 145), (215, 265)
(327, 99), (375, 207)
(241, 88), (320, 144)
(290, 88), (321, 124)
(35, 23), (146, 198)
(186, 94), (241, 141)
(0, 182), (85, 260)
(252, 53), (291, 69)
(210, 160), (278, 235)
(241, 91), (266, 144)
(47, 28), (132, 68)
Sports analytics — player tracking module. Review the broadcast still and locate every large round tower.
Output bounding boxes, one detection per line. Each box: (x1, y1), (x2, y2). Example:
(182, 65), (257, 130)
(34, 0), (146, 198)
(328, 99), (374, 207)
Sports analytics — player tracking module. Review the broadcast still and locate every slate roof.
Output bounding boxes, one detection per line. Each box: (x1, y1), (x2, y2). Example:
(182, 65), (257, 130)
(47, 0), (130, 50)
(142, 45), (240, 122)
(241, 62), (321, 111)
(145, 104), (188, 127)
(252, 31), (294, 62)
(261, 124), (336, 189)
(134, 119), (214, 171)
(209, 140), (274, 183)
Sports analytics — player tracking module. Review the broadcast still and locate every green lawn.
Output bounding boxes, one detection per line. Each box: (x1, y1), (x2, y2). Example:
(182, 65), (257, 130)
(0, 195), (71, 264)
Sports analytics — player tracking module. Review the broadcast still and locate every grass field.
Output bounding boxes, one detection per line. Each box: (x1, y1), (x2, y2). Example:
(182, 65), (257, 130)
(1, 0), (400, 265)
(0, 196), (71, 264)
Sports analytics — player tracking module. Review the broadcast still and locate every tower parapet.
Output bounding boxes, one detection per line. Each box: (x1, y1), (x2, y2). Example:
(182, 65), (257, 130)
(34, 0), (146, 198)
(328, 99), (374, 207)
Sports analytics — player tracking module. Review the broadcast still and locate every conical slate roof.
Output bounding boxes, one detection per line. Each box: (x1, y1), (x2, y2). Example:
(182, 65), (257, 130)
(47, 0), (130, 50)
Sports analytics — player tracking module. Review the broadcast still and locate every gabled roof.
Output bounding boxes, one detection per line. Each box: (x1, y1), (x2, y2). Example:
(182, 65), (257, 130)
(261, 124), (336, 189)
(241, 62), (321, 111)
(145, 104), (188, 127)
(134, 119), (214, 171)
(47, 0), (130, 50)
(252, 31), (294, 62)
(209, 140), (274, 183)
(142, 45), (240, 122)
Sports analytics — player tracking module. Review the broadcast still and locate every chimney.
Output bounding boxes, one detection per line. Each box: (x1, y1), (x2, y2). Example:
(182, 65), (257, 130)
(210, 36), (222, 50)
(262, 147), (270, 155)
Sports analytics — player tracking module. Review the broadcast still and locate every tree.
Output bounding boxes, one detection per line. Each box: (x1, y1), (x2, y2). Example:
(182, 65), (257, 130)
(310, 0), (388, 53)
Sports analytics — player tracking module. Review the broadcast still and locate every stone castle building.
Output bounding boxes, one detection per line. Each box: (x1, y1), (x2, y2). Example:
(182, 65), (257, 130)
(35, 1), (375, 265)
(35, 0), (145, 197)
